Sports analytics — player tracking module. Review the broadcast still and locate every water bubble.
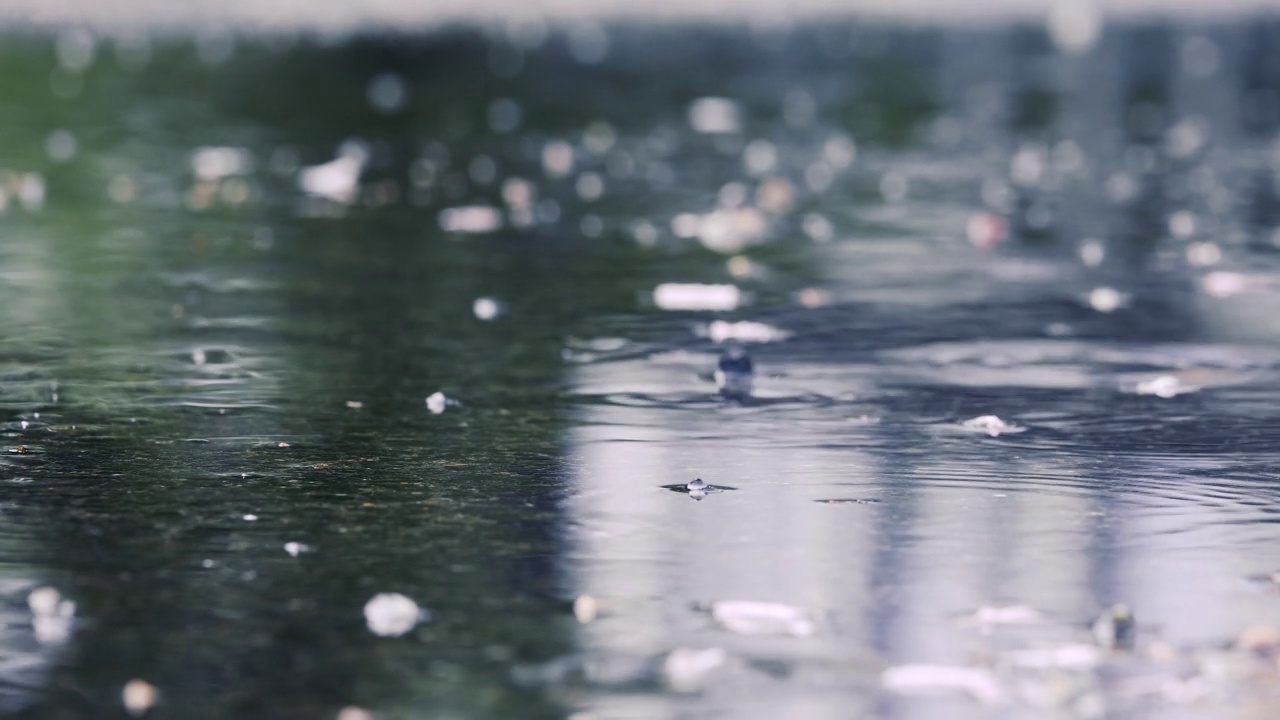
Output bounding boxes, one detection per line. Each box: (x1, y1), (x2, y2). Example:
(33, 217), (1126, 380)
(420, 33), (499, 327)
(438, 205), (502, 234)
(541, 141), (574, 178)
(1168, 210), (1196, 239)
(1088, 287), (1127, 313)
(468, 155), (497, 185)
(56, 29), (96, 72)
(1079, 239), (1106, 267)
(45, 129), (77, 162)
(756, 176), (795, 215)
(966, 212), (1006, 250)
(1047, 0), (1102, 55)
(28, 586), (75, 646)
(1181, 35), (1220, 78)
(567, 22), (609, 64)
(575, 172), (604, 201)
(580, 214), (604, 238)
(367, 73), (408, 114)
(803, 213), (834, 243)
(49, 68), (83, 99)
(782, 89), (816, 127)
(1203, 271), (1247, 298)
(122, 679), (158, 717)
(717, 182), (748, 208)
(823, 134), (857, 168)
(583, 121), (617, 155)
(195, 31), (235, 66)
(113, 33), (151, 72)
(363, 593), (428, 637)
(805, 162), (835, 192)
(880, 172), (908, 203)
(192, 146), (253, 181)
(1186, 242), (1221, 267)
(487, 97), (521, 133)
(1167, 117), (1208, 159)
(742, 140), (777, 176)
(689, 97), (741, 134)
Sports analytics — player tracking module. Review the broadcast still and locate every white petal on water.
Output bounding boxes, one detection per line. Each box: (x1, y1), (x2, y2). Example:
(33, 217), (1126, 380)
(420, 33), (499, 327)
(688, 97), (741, 134)
(710, 600), (816, 637)
(882, 664), (1006, 705)
(438, 205), (503, 234)
(426, 391), (448, 414)
(122, 679), (158, 717)
(662, 647), (727, 693)
(653, 283), (742, 312)
(283, 542), (310, 557)
(363, 593), (429, 637)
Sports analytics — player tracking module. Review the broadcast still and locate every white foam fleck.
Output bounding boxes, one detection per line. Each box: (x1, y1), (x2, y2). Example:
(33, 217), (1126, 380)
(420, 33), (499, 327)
(653, 283), (742, 312)
(883, 664), (1006, 705)
(662, 647), (727, 693)
(702, 320), (790, 344)
(710, 600), (816, 637)
(426, 391), (449, 414)
(284, 542), (310, 557)
(961, 415), (1024, 437)
(363, 593), (428, 637)
(473, 297), (504, 321)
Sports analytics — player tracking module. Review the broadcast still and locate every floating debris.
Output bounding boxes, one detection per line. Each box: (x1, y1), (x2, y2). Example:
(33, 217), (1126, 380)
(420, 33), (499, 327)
(363, 593), (428, 637)
(882, 664), (1006, 705)
(29, 586), (75, 645)
(961, 415), (1024, 437)
(242, 514), (259, 521)
(653, 283), (743, 312)
(662, 647), (727, 693)
(345, 400), (364, 409)
(715, 344), (754, 399)
(1092, 604), (1135, 651)
(438, 205), (503, 234)
(709, 600), (816, 638)
(814, 498), (881, 505)
(122, 679), (158, 717)
(661, 479), (736, 500)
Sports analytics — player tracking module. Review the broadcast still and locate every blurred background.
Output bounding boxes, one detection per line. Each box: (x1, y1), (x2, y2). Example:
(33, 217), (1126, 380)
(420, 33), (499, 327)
(1, 1), (1280, 719)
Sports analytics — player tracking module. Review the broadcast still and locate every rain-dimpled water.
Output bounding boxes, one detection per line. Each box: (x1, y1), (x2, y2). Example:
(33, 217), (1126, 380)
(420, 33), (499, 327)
(1, 8), (1280, 720)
